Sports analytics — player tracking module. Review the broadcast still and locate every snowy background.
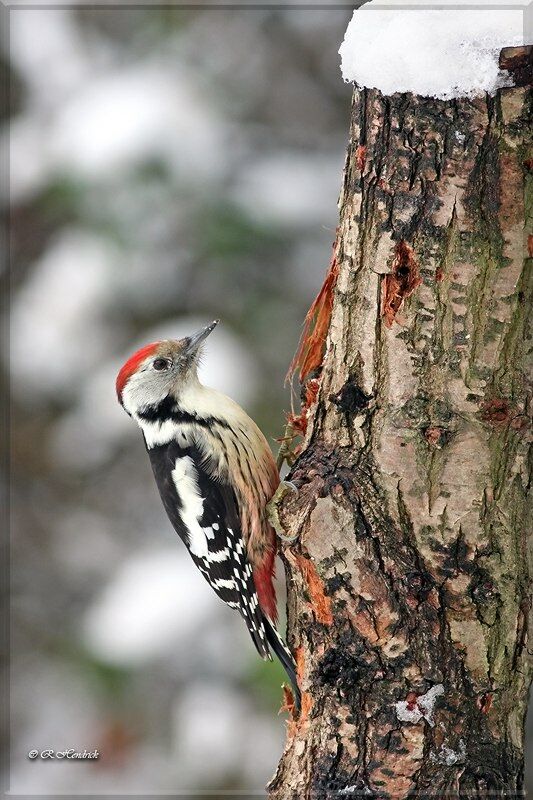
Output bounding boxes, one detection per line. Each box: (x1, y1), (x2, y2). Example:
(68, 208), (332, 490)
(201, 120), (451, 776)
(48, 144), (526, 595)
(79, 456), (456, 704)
(6, 6), (353, 796)
(5, 3), (531, 796)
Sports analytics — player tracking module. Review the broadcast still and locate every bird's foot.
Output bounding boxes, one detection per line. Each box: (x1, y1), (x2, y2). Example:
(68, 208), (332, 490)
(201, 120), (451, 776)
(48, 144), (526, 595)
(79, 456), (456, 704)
(267, 480), (299, 543)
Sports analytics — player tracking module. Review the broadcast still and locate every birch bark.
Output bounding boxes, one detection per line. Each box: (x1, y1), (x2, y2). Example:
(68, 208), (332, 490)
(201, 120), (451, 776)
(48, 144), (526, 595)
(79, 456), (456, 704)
(269, 48), (532, 800)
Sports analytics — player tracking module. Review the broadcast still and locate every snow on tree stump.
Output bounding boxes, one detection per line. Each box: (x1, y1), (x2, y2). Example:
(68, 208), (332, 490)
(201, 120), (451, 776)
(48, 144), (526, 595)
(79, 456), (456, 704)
(269, 46), (531, 800)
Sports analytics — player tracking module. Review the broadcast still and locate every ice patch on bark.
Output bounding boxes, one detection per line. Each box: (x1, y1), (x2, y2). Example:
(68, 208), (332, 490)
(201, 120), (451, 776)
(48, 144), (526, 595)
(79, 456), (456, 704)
(431, 740), (467, 766)
(394, 683), (444, 726)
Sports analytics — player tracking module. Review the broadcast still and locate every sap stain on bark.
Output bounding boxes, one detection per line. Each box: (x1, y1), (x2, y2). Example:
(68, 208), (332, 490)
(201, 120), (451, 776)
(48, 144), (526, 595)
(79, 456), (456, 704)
(294, 553), (334, 626)
(423, 425), (453, 449)
(381, 239), (422, 327)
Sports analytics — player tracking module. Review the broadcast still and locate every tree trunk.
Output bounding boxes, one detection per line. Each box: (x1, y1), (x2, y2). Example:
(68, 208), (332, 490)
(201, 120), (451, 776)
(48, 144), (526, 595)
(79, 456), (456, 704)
(269, 49), (532, 800)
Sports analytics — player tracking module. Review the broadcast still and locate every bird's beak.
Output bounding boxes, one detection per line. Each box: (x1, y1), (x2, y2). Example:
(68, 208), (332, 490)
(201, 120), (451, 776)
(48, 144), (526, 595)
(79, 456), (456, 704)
(183, 319), (220, 355)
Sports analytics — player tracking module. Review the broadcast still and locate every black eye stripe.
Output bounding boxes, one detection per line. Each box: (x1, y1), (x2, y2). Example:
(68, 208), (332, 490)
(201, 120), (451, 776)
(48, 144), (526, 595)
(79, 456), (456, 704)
(153, 358), (171, 371)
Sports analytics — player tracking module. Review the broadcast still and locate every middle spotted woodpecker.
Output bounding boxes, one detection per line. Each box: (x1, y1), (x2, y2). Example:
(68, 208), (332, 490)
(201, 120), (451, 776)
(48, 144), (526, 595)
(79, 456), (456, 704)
(116, 320), (300, 709)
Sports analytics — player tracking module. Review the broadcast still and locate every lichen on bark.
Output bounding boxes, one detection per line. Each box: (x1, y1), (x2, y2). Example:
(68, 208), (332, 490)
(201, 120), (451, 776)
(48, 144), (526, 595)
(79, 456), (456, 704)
(269, 71), (532, 800)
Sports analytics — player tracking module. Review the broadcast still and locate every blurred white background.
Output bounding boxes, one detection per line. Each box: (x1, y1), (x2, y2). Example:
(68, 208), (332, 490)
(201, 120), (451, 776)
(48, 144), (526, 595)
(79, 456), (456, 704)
(6, 5), (353, 795)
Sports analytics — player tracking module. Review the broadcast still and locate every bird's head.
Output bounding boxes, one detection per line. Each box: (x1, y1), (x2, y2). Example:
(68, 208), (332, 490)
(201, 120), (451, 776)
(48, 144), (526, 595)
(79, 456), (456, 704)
(116, 319), (219, 415)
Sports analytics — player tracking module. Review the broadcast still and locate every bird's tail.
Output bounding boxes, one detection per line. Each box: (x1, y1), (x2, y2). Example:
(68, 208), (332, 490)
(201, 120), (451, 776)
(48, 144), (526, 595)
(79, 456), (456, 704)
(262, 614), (301, 713)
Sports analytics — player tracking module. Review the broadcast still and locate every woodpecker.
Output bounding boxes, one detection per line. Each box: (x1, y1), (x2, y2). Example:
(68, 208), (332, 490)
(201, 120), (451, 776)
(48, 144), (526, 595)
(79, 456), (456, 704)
(116, 320), (300, 709)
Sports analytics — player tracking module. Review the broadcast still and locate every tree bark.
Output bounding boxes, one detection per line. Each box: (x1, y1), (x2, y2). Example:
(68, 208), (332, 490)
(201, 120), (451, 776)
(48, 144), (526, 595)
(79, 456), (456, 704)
(269, 52), (532, 800)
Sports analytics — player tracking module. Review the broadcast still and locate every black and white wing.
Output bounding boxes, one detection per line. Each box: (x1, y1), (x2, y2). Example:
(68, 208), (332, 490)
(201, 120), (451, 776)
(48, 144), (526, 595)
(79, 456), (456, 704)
(147, 438), (271, 660)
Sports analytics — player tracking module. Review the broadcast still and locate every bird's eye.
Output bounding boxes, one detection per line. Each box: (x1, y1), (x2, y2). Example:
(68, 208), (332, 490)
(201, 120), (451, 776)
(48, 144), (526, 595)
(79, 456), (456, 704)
(153, 358), (171, 371)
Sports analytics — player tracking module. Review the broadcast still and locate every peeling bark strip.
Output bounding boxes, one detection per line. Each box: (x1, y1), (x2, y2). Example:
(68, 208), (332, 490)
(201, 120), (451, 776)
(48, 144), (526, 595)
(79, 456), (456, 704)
(287, 245), (340, 384)
(270, 54), (532, 800)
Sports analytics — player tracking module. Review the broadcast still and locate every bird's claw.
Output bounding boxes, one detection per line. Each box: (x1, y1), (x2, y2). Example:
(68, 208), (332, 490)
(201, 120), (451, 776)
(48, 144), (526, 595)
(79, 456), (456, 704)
(267, 480), (299, 543)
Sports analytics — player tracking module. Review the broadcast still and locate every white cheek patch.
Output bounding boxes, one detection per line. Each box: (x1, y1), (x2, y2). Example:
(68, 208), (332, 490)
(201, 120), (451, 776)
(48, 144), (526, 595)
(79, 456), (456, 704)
(171, 456), (208, 558)
(122, 367), (166, 415)
(120, 381), (137, 417)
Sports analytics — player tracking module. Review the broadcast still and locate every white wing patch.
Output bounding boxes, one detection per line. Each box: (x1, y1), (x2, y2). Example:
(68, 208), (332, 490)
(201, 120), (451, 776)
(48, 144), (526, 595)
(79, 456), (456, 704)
(171, 456), (208, 558)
